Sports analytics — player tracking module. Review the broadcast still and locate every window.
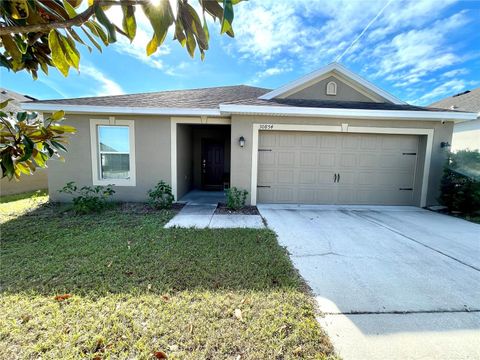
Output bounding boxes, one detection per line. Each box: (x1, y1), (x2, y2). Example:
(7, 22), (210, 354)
(326, 81), (337, 96)
(90, 119), (135, 186)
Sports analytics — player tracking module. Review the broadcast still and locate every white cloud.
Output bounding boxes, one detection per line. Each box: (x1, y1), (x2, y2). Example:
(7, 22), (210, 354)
(80, 65), (124, 96)
(443, 68), (469, 78)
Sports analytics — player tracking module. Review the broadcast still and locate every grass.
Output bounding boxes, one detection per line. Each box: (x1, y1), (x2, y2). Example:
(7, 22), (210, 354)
(0, 196), (335, 359)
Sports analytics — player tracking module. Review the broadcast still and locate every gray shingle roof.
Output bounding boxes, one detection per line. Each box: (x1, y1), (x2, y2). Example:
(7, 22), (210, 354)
(22, 84), (463, 113)
(429, 87), (480, 113)
(1, 88), (37, 113)
(25, 85), (271, 109)
(224, 97), (451, 112)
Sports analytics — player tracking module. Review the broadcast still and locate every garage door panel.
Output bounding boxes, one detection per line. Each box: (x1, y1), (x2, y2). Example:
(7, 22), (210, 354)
(300, 152), (317, 166)
(278, 170), (295, 184)
(318, 153), (336, 167)
(299, 170), (316, 185)
(257, 131), (419, 205)
(277, 152), (295, 166)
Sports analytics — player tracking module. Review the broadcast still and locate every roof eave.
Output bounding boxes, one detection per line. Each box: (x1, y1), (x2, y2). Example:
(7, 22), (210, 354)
(21, 103), (222, 116)
(219, 104), (477, 123)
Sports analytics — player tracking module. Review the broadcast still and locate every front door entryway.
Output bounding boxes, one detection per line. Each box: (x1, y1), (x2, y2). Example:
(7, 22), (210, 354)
(202, 139), (225, 190)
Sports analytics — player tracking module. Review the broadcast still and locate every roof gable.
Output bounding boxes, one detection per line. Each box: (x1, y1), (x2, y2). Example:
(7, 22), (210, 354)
(259, 63), (405, 105)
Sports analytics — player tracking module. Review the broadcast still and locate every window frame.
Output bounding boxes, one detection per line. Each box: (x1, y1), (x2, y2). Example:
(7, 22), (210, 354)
(90, 118), (136, 186)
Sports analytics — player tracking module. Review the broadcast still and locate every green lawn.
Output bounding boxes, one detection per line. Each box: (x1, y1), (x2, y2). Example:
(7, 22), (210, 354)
(0, 196), (336, 359)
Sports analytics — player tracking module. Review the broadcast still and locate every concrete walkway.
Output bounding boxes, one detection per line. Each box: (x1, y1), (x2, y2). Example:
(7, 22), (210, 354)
(165, 191), (264, 229)
(259, 204), (480, 360)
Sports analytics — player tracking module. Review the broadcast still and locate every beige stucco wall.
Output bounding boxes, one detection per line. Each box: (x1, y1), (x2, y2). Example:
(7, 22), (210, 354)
(0, 168), (48, 196)
(49, 114), (171, 202)
(284, 76), (377, 102)
(452, 118), (480, 152)
(230, 115), (454, 206)
(177, 124), (193, 199)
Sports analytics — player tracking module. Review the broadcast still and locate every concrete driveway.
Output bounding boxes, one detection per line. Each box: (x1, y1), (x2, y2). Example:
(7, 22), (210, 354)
(259, 205), (480, 360)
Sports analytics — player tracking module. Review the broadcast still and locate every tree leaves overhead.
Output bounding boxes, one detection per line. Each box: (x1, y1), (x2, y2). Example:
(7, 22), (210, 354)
(0, 0), (243, 79)
(0, 100), (76, 180)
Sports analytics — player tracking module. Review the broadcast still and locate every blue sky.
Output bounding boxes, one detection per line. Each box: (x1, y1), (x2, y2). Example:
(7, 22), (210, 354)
(1, 0), (479, 105)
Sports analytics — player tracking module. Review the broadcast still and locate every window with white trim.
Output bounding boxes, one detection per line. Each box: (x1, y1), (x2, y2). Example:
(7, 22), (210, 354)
(90, 119), (136, 186)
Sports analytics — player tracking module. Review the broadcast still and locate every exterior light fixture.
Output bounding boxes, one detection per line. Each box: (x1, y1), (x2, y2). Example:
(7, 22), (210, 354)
(440, 141), (451, 149)
(239, 136), (245, 148)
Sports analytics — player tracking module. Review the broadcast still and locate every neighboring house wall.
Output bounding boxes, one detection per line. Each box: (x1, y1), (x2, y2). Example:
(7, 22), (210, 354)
(452, 118), (480, 151)
(0, 168), (48, 196)
(230, 115), (453, 206)
(283, 76), (379, 102)
(177, 124), (193, 199)
(49, 114), (171, 202)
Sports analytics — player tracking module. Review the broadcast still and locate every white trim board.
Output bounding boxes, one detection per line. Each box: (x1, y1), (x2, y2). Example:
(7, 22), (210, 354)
(258, 62), (406, 104)
(22, 103), (222, 116)
(250, 123), (434, 207)
(219, 104), (476, 123)
(170, 117), (232, 200)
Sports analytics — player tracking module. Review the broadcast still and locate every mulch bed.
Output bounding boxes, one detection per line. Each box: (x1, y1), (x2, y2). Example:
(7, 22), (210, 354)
(215, 203), (260, 215)
(119, 202), (185, 214)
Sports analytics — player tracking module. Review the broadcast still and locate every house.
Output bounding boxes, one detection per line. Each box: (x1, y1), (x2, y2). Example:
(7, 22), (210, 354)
(0, 88), (48, 196)
(22, 63), (476, 207)
(429, 88), (480, 152)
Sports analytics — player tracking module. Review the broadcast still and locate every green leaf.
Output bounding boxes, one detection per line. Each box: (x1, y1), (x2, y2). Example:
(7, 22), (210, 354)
(48, 30), (70, 77)
(81, 26), (103, 52)
(221, 0), (234, 34)
(94, 6), (117, 43)
(61, 34), (81, 70)
(16, 112), (27, 122)
(0, 99), (12, 109)
(0, 35), (22, 62)
(121, 4), (137, 41)
(185, 30), (196, 57)
(51, 110), (65, 121)
(142, 1), (174, 51)
(1, 152), (15, 179)
(146, 34), (159, 56)
(51, 140), (68, 152)
(17, 135), (34, 162)
(62, 0), (77, 18)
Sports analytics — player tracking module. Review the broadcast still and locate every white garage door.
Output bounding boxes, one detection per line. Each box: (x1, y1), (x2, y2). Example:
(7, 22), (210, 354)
(257, 131), (419, 205)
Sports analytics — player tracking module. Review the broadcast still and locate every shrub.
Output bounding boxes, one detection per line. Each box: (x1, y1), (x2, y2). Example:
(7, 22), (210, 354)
(148, 181), (174, 209)
(225, 187), (248, 211)
(60, 181), (115, 214)
(439, 150), (480, 214)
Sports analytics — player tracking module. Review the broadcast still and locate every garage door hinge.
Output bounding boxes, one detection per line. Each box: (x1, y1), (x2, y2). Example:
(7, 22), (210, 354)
(258, 149), (272, 152)
(402, 152), (417, 155)
(399, 188), (413, 191)
(257, 185), (271, 188)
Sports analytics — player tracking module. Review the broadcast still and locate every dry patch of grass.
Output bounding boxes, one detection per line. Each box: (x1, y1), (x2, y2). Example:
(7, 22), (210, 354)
(0, 197), (336, 359)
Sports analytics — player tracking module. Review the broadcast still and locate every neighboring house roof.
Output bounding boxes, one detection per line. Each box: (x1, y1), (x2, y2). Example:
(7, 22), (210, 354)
(0, 88), (36, 113)
(24, 85), (270, 109)
(429, 87), (480, 114)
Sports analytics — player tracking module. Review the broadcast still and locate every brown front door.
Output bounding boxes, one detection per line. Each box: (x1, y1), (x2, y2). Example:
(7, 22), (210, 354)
(201, 139), (225, 190)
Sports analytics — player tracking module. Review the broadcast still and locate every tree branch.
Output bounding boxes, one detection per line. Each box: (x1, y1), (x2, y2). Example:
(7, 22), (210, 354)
(0, 0), (149, 36)
(0, 5), (96, 35)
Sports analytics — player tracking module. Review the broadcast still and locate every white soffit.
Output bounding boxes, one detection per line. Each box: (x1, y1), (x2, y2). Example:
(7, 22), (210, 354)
(258, 62), (406, 105)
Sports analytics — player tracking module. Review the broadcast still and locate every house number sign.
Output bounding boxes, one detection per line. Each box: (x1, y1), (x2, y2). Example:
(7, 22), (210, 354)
(259, 124), (274, 130)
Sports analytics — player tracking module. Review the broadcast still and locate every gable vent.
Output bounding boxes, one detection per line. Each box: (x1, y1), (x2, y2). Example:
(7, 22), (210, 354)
(326, 81), (337, 96)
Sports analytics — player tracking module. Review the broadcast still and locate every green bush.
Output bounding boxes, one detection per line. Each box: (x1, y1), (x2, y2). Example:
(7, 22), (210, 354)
(439, 150), (480, 214)
(148, 181), (174, 209)
(225, 187), (248, 211)
(60, 181), (115, 214)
